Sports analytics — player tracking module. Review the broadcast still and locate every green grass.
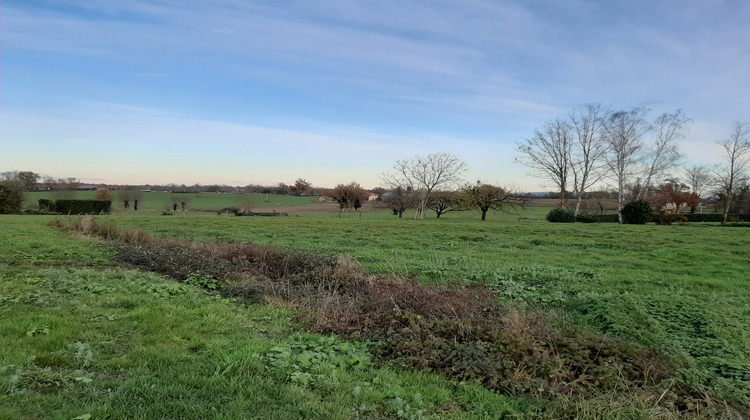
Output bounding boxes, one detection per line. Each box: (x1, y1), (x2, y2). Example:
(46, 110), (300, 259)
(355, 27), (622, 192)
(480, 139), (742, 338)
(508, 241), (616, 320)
(0, 215), (530, 419)
(3, 208), (750, 417)
(75, 209), (750, 413)
(24, 191), (328, 212)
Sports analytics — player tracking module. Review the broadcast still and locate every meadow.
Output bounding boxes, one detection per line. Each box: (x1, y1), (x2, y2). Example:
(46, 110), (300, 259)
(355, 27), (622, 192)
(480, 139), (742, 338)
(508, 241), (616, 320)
(2, 200), (749, 418)
(26, 191), (330, 212)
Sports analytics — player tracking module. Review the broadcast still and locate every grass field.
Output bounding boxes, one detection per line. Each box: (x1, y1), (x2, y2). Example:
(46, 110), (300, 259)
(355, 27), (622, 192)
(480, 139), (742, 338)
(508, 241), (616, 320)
(2, 206), (749, 418)
(25, 191), (331, 212)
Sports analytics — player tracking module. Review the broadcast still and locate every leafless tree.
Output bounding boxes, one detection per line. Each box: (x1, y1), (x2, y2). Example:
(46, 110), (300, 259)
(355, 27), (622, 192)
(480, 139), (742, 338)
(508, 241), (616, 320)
(604, 107), (651, 223)
(713, 122), (750, 223)
(119, 191), (134, 209)
(384, 153), (468, 219)
(132, 191), (143, 211)
(569, 104), (611, 216)
(684, 165), (713, 197)
(516, 118), (572, 207)
(635, 109), (689, 200)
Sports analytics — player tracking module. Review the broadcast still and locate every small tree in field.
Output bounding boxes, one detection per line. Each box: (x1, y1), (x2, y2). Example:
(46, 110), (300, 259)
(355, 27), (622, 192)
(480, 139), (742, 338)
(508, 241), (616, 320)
(621, 200), (653, 224)
(383, 153), (468, 219)
(118, 191), (133, 209)
(383, 186), (413, 218)
(462, 183), (526, 221)
(713, 122), (750, 223)
(426, 191), (463, 218)
(0, 184), (24, 214)
(329, 182), (368, 212)
(95, 187), (113, 201)
(132, 191), (143, 211)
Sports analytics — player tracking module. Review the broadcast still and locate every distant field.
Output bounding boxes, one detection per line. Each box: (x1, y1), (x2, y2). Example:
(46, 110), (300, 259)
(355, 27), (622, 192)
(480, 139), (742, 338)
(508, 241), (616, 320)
(2, 208), (749, 417)
(25, 191), (332, 212)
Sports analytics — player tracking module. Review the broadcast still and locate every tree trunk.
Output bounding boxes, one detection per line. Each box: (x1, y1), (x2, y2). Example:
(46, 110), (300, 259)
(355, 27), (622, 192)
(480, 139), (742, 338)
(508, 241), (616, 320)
(617, 181), (625, 224)
(481, 209), (487, 221)
(574, 196), (583, 217)
(723, 193), (732, 223)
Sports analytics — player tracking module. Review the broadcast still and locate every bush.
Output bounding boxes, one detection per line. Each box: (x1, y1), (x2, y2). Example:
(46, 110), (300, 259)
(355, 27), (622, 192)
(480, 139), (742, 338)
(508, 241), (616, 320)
(590, 214), (619, 223)
(546, 207), (575, 223)
(621, 200), (653, 224)
(683, 213), (750, 222)
(54, 200), (112, 215)
(574, 212), (598, 223)
(38, 199), (54, 210)
(0, 184), (24, 214)
(655, 212), (688, 225)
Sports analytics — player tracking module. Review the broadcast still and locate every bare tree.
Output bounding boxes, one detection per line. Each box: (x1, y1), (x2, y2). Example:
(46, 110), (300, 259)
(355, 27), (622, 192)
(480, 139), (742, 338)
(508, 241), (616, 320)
(684, 165), (713, 197)
(569, 104), (611, 216)
(604, 107), (651, 223)
(636, 109), (689, 200)
(119, 191), (134, 209)
(132, 191), (143, 211)
(516, 118), (572, 207)
(714, 122), (750, 223)
(384, 153), (468, 219)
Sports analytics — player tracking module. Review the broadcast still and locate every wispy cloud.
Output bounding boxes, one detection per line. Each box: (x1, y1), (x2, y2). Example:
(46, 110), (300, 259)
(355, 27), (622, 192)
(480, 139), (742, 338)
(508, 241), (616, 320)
(2, 0), (748, 189)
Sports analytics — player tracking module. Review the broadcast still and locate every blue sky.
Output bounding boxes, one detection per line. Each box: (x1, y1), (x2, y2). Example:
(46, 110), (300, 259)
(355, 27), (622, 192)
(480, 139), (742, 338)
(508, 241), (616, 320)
(2, 0), (748, 190)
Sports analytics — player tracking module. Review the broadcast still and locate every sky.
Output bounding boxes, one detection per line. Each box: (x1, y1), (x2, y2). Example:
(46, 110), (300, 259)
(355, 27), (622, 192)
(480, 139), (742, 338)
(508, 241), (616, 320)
(1, 0), (749, 190)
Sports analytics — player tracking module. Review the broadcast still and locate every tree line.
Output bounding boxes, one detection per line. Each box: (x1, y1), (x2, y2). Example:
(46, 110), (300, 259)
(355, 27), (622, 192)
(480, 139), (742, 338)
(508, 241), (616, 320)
(515, 104), (750, 223)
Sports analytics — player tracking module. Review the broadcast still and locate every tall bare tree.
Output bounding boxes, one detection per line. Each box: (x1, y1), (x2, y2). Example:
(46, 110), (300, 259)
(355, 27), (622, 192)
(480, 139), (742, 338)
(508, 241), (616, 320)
(636, 109), (689, 200)
(569, 104), (611, 216)
(516, 118), (572, 207)
(684, 165), (713, 197)
(384, 153), (467, 219)
(714, 122), (750, 223)
(604, 107), (651, 223)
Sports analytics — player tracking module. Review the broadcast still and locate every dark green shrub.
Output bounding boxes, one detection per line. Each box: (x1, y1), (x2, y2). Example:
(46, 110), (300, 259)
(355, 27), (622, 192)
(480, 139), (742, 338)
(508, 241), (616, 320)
(574, 212), (598, 223)
(546, 207), (575, 223)
(684, 213), (750, 222)
(0, 184), (24, 214)
(38, 198), (54, 210)
(621, 200), (653, 224)
(591, 214), (619, 223)
(54, 200), (112, 215)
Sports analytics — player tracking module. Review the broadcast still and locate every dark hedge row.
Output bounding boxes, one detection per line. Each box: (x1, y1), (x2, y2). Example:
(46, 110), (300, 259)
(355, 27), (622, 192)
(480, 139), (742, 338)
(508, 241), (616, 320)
(40, 199), (111, 215)
(547, 209), (749, 224)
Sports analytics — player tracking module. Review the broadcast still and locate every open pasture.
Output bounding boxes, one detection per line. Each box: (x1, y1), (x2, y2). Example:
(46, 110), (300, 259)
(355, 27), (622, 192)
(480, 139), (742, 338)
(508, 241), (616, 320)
(25, 191), (332, 213)
(2, 208), (749, 418)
